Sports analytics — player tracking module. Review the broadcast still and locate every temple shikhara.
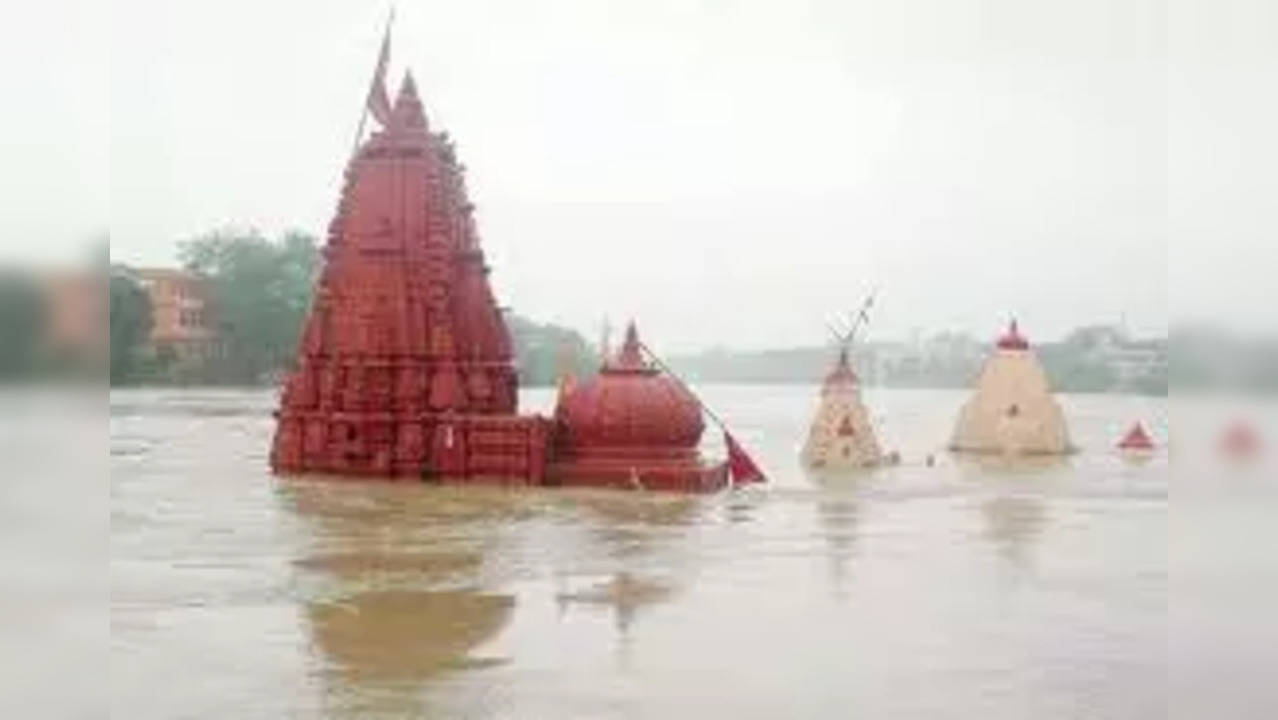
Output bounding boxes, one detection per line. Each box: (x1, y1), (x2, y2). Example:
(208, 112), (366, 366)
(801, 299), (885, 471)
(950, 320), (1073, 456)
(802, 347), (884, 470)
(270, 73), (552, 481)
(271, 35), (763, 491)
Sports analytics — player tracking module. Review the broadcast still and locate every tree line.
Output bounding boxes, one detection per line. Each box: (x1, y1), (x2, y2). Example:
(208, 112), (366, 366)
(669, 325), (1174, 396)
(109, 229), (598, 387)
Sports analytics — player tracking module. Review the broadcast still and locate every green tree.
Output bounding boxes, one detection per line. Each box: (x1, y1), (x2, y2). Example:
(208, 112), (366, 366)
(179, 229), (319, 384)
(109, 270), (153, 384)
(1039, 339), (1118, 394)
(507, 315), (599, 386)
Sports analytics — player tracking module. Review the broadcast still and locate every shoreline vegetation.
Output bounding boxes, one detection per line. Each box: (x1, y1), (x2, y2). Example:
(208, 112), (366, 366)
(90, 229), (1274, 397)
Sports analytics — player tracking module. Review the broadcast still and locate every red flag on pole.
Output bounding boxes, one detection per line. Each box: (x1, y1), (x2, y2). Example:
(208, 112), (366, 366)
(366, 19), (392, 125)
(724, 431), (765, 485)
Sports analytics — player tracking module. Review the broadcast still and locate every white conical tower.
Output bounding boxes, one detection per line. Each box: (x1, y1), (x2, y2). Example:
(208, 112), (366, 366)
(950, 320), (1072, 456)
(802, 347), (884, 469)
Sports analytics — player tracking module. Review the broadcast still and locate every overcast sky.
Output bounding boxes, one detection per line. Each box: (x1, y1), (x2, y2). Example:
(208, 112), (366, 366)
(3, 1), (1274, 351)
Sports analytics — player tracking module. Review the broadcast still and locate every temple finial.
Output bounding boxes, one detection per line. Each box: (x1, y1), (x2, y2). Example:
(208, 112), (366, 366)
(614, 320), (646, 369)
(388, 70), (427, 130)
(398, 70), (418, 100)
(997, 317), (1029, 350)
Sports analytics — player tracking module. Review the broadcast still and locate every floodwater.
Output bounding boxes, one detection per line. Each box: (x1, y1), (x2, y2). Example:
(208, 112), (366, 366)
(109, 386), (1277, 719)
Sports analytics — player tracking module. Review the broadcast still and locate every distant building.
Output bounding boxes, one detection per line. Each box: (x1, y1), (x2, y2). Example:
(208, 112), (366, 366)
(132, 268), (221, 365)
(1080, 327), (1167, 391)
(1106, 340), (1166, 390)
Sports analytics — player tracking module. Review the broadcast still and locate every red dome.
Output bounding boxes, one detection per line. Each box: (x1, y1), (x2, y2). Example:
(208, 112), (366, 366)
(556, 322), (704, 450)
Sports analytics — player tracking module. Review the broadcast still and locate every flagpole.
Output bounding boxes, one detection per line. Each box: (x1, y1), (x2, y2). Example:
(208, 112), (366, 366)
(350, 7), (396, 159)
(637, 340), (754, 489)
(350, 108), (370, 160)
(845, 289), (877, 344)
(635, 340), (732, 435)
(638, 341), (770, 488)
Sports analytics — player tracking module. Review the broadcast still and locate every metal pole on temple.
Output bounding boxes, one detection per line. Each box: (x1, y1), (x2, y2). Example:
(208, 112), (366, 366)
(351, 7), (395, 158)
(636, 340), (766, 486)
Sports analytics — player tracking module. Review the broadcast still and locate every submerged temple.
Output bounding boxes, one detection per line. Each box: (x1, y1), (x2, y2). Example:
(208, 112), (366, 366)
(950, 320), (1072, 456)
(270, 69), (755, 491)
(551, 322), (730, 492)
(801, 347), (884, 470)
(271, 74), (551, 481)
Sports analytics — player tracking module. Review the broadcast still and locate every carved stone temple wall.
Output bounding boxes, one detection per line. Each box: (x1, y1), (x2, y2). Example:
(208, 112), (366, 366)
(270, 73), (550, 482)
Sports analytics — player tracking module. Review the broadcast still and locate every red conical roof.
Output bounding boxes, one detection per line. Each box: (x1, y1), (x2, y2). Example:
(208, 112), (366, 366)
(271, 64), (528, 479)
(1118, 422), (1155, 451)
(996, 319), (1030, 351)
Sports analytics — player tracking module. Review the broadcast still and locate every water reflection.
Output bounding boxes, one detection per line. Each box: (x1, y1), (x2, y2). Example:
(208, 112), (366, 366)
(276, 480), (520, 718)
(817, 494), (860, 600)
(803, 468), (871, 600)
(307, 589), (514, 718)
(568, 490), (704, 534)
(552, 491), (699, 664)
(555, 571), (675, 635)
(980, 494), (1047, 573)
(723, 487), (766, 525)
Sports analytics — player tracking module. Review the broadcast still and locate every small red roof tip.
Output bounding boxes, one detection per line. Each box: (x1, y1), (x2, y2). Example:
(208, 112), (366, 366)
(1118, 422), (1155, 450)
(388, 70), (427, 130)
(996, 319), (1030, 350)
(611, 320), (648, 371)
(397, 70), (419, 100)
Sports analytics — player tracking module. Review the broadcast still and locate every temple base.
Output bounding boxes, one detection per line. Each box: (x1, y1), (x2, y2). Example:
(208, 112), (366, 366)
(548, 455), (729, 493)
(271, 411), (552, 484)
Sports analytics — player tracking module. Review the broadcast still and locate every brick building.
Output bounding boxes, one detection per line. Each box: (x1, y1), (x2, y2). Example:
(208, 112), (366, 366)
(132, 268), (221, 365)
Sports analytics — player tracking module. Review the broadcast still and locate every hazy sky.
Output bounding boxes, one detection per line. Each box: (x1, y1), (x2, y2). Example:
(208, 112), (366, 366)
(5, 1), (1274, 351)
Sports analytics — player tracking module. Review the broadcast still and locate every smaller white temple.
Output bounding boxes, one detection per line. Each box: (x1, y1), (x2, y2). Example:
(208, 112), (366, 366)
(801, 346), (884, 470)
(950, 320), (1072, 456)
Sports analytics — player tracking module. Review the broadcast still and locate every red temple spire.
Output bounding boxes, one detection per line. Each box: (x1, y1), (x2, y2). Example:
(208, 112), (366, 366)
(387, 70), (427, 132)
(271, 64), (549, 481)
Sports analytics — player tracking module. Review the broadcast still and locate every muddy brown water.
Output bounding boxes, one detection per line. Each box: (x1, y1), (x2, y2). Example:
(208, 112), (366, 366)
(110, 387), (1276, 718)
